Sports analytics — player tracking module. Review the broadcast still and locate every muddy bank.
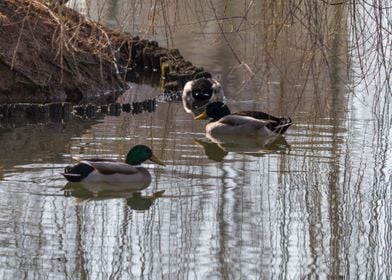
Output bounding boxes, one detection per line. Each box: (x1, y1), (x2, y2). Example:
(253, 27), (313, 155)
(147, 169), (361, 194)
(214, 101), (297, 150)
(0, 0), (206, 105)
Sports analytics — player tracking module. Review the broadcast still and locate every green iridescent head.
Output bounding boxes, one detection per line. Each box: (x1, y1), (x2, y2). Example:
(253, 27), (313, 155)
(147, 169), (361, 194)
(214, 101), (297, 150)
(126, 145), (165, 166)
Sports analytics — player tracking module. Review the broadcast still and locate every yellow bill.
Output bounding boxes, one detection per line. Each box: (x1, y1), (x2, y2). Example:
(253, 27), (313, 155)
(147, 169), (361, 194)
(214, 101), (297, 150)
(150, 154), (166, 166)
(194, 111), (208, 120)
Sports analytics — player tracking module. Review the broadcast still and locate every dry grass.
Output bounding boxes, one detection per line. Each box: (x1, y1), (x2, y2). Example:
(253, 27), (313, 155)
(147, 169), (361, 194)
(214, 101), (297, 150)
(0, 0), (129, 103)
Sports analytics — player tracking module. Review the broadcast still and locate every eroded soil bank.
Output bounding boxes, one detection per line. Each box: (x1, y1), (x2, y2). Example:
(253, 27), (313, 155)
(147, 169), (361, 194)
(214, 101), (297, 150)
(0, 0), (205, 104)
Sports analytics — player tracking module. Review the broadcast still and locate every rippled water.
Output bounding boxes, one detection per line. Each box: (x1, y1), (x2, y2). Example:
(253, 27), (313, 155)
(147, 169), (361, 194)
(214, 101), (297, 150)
(1, 1), (392, 279)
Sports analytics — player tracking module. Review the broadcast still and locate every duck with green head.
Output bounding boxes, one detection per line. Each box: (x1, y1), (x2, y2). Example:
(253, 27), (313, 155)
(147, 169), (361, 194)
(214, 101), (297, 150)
(62, 145), (165, 183)
(195, 102), (292, 137)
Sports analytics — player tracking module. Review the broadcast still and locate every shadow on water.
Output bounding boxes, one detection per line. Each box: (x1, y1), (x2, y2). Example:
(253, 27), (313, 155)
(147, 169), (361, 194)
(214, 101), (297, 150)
(0, 115), (100, 170)
(0, 81), (162, 170)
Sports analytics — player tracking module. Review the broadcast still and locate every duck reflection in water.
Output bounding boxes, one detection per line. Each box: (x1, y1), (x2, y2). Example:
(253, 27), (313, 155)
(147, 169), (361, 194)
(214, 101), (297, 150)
(182, 72), (225, 116)
(62, 181), (165, 211)
(195, 135), (290, 162)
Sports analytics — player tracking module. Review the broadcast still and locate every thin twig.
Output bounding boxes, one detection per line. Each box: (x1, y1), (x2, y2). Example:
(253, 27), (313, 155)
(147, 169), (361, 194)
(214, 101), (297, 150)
(209, 0), (254, 76)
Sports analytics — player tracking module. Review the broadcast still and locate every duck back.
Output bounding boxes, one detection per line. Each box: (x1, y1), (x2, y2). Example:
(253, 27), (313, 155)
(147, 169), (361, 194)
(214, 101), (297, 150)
(234, 111), (292, 135)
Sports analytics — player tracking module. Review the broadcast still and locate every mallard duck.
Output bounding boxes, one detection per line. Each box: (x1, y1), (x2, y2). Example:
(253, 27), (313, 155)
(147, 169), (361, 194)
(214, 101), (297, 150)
(182, 73), (225, 115)
(194, 102), (292, 136)
(62, 145), (165, 183)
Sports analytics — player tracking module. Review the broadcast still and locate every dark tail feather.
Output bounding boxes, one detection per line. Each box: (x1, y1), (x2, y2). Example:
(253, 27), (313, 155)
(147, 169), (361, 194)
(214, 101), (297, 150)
(62, 173), (83, 182)
(269, 117), (292, 135)
(62, 163), (94, 182)
(234, 111), (293, 135)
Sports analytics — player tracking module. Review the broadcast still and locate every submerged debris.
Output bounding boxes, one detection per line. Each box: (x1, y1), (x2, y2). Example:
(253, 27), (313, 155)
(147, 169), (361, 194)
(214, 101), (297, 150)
(0, 99), (157, 123)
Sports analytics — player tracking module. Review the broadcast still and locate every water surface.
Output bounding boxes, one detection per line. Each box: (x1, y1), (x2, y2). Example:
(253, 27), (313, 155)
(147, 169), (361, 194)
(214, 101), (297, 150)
(0, 1), (391, 279)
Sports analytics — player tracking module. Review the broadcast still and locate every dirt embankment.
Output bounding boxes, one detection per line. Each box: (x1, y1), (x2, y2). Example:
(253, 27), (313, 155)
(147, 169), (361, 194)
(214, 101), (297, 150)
(0, 0), (205, 104)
